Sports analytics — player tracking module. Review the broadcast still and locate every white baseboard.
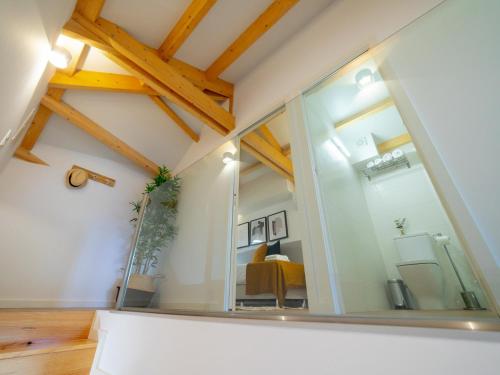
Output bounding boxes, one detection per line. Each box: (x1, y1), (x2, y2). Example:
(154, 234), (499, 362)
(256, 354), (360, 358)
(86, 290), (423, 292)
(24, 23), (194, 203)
(0, 299), (115, 308)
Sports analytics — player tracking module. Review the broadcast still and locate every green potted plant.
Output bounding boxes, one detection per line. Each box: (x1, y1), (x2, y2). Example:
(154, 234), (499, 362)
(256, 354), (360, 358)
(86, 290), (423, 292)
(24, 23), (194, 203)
(125, 166), (180, 307)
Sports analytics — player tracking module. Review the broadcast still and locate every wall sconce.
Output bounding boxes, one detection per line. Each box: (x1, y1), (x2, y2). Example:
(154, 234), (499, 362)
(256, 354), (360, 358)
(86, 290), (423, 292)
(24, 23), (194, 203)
(355, 68), (374, 90)
(222, 152), (235, 164)
(49, 46), (72, 69)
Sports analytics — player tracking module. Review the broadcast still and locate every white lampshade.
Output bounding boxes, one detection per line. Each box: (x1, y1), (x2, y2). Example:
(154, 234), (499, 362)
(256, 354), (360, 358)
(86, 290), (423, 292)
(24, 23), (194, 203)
(49, 46), (72, 69)
(222, 152), (235, 164)
(355, 68), (374, 90)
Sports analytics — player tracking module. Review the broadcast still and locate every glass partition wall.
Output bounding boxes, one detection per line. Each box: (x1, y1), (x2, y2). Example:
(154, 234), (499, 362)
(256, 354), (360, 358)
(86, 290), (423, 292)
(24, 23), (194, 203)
(233, 108), (310, 312)
(118, 141), (237, 311)
(301, 59), (491, 316)
(118, 0), (500, 324)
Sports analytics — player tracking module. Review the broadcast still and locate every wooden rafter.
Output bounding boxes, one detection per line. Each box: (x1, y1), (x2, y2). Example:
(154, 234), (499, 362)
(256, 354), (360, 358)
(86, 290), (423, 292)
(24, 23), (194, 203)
(70, 14), (235, 134)
(64, 0), (105, 76)
(49, 70), (158, 94)
(241, 143), (291, 176)
(149, 96), (200, 142)
(14, 147), (49, 166)
(20, 89), (65, 151)
(205, 0), (299, 80)
(158, 0), (217, 59)
(75, 0), (106, 20)
(378, 133), (412, 153)
(335, 97), (394, 130)
(14, 0), (105, 165)
(63, 20), (234, 99)
(102, 51), (229, 135)
(41, 95), (159, 175)
(50, 70), (226, 102)
(258, 124), (281, 150)
(241, 132), (293, 181)
(63, 45), (90, 77)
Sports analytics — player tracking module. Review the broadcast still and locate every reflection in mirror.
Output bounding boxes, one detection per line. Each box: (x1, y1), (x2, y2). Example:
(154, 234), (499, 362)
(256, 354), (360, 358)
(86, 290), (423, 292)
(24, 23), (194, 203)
(303, 54), (493, 317)
(234, 108), (310, 312)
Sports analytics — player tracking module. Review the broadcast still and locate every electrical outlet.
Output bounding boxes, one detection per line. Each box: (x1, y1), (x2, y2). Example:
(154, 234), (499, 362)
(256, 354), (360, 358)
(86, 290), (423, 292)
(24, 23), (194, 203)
(0, 129), (12, 147)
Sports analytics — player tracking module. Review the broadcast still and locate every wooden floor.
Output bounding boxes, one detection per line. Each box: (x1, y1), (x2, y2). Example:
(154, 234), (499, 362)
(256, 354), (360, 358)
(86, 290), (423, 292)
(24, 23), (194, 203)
(0, 310), (97, 375)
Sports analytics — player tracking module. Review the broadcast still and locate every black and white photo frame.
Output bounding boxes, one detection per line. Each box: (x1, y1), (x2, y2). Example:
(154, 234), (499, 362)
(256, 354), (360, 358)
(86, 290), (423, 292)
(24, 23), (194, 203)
(249, 217), (267, 245)
(267, 210), (288, 241)
(237, 222), (250, 248)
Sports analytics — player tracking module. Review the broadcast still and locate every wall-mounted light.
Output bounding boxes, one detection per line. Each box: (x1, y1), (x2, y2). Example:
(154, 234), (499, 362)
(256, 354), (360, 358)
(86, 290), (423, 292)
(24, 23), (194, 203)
(222, 152), (235, 164)
(355, 68), (374, 90)
(48, 46), (72, 69)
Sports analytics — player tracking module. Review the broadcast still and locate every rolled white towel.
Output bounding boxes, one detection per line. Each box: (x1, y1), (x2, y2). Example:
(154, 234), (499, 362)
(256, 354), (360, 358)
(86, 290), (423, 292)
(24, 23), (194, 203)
(265, 254), (290, 262)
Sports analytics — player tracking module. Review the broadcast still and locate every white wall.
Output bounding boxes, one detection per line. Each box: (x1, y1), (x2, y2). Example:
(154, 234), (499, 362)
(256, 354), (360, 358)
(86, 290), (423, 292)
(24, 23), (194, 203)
(0, 0), (75, 171)
(91, 310), (500, 375)
(174, 0), (443, 174)
(0, 5), (202, 307)
(156, 141), (236, 311)
(0, 144), (147, 307)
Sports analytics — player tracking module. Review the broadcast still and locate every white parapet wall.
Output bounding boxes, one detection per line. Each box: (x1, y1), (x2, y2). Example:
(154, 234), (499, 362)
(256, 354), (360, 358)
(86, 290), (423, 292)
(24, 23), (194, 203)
(91, 310), (500, 375)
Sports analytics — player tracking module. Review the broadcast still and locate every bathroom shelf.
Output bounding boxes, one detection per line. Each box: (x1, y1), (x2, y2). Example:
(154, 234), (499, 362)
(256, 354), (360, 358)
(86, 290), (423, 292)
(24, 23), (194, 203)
(362, 155), (410, 180)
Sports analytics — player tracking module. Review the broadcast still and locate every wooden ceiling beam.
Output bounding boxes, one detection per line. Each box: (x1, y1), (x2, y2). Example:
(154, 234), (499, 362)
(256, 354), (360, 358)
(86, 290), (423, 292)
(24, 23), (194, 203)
(258, 124), (281, 150)
(49, 70), (158, 95)
(64, 19), (228, 134)
(377, 133), (412, 154)
(103, 51), (229, 135)
(241, 140), (293, 182)
(63, 19), (233, 99)
(13, 0), (105, 166)
(70, 14), (234, 133)
(166, 57), (233, 98)
(20, 88), (65, 151)
(41, 95), (159, 175)
(149, 96), (200, 142)
(241, 143), (291, 176)
(158, 0), (217, 59)
(335, 97), (394, 130)
(241, 131), (293, 181)
(62, 45), (90, 77)
(75, 0), (106, 21)
(14, 147), (49, 166)
(205, 0), (298, 80)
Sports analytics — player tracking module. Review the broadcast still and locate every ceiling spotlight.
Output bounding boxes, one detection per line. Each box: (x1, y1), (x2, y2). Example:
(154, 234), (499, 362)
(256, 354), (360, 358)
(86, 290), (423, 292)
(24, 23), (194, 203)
(48, 46), (72, 69)
(222, 152), (235, 164)
(355, 68), (374, 90)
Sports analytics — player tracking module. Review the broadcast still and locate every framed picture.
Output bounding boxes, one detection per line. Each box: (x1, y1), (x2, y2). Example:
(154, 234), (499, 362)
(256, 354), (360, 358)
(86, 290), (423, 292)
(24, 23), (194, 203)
(267, 210), (288, 241)
(249, 217), (267, 245)
(237, 222), (249, 248)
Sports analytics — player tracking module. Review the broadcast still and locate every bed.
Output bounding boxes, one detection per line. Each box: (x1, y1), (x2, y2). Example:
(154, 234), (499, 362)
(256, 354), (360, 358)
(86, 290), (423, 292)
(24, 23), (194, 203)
(236, 240), (307, 306)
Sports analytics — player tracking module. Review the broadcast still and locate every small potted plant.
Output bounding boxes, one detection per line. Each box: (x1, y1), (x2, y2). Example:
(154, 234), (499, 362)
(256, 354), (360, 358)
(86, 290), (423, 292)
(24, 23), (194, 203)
(124, 166), (180, 307)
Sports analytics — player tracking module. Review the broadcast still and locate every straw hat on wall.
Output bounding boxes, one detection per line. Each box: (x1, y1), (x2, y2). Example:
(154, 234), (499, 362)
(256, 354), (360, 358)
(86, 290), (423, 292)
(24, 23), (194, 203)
(66, 167), (89, 188)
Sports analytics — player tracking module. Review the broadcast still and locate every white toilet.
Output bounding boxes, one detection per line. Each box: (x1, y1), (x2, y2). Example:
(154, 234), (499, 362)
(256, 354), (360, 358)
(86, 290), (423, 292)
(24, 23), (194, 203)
(395, 233), (446, 310)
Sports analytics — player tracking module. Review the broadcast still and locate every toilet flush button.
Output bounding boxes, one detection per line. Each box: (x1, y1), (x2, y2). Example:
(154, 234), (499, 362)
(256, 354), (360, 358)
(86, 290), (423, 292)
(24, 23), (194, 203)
(0, 129), (12, 147)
